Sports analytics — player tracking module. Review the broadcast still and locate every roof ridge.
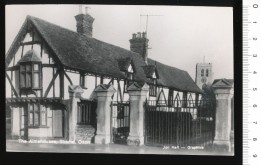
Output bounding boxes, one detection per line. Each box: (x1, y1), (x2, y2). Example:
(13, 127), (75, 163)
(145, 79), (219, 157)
(148, 58), (186, 73)
(27, 15), (78, 35)
(28, 15), (141, 57)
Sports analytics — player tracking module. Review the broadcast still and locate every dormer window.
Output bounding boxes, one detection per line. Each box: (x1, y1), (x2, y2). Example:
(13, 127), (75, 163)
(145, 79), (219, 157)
(19, 50), (42, 90)
(149, 78), (157, 97)
(124, 64), (134, 93)
(125, 64), (134, 80)
(142, 65), (158, 97)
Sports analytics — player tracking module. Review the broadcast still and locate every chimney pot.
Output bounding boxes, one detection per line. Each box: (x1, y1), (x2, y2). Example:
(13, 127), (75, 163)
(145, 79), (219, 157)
(132, 33), (136, 39)
(137, 32), (141, 38)
(142, 32), (146, 38)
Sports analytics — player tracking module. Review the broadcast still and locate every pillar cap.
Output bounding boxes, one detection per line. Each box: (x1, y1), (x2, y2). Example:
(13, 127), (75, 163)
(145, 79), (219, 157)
(212, 79), (234, 89)
(128, 82), (149, 91)
(94, 84), (116, 93)
(68, 85), (84, 93)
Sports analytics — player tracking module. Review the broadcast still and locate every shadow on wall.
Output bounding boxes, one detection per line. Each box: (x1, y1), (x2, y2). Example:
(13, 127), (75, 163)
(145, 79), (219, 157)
(6, 106), (12, 139)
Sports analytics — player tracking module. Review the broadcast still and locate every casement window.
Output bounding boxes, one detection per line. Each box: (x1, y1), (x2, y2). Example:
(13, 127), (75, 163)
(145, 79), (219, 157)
(28, 103), (47, 127)
(20, 63), (42, 89)
(149, 78), (157, 97)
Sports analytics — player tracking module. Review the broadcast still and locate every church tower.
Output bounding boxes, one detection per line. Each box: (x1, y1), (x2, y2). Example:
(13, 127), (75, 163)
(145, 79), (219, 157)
(195, 61), (213, 89)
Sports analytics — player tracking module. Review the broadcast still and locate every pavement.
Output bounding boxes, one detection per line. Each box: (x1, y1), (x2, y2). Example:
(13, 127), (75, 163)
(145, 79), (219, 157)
(6, 140), (234, 155)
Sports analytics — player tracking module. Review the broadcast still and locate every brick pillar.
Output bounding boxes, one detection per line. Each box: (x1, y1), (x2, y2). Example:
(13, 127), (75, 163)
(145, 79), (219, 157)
(127, 82), (149, 146)
(94, 84), (116, 144)
(212, 84), (234, 152)
(68, 85), (84, 141)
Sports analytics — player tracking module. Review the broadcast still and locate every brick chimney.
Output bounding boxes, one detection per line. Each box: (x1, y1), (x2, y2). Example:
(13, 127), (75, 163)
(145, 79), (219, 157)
(129, 32), (149, 64)
(75, 7), (94, 37)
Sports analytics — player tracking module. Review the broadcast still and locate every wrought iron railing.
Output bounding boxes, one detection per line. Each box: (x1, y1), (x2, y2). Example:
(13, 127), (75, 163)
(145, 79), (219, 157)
(144, 99), (216, 147)
(111, 101), (130, 144)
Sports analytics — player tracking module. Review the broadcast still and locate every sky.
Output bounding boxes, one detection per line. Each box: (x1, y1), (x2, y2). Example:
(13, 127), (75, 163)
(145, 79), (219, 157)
(5, 5), (234, 81)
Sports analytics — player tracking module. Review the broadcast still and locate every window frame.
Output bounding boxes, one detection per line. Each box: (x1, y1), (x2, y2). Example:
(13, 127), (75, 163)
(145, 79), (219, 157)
(28, 103), (47, 128)
(19, 61), (42, 90)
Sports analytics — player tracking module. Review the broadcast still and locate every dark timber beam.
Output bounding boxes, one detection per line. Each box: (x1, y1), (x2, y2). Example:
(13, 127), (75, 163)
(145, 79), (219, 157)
(6, 73), (18, 98)
(6, 65), (19, 71)
(42, 64), (55, 68)
(44, 70), (60, 97)
(64, 71), (73, 85)
(59, 69), (65, 99)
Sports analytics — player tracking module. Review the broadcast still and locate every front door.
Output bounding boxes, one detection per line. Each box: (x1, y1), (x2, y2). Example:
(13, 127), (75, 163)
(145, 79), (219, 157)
(53, 110), (63, 138)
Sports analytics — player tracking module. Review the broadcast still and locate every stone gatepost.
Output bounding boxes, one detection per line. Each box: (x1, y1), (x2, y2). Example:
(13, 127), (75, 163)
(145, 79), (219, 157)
(127, 82), (149, 146)
(94, 84), (116, 144)
(212, 80), (234, 152)
(68, 85), (84, 141)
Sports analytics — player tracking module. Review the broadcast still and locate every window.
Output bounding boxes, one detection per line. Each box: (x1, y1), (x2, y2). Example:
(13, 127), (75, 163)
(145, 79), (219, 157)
(206, 69), (209, 77)
(149, 78), (157, 97)
(123, 64), (134, 93)
(28, 103), (47, 127)
(20, 63), (41, 89)
(201, 69), (204, 77)
(80, 74), (87, 89)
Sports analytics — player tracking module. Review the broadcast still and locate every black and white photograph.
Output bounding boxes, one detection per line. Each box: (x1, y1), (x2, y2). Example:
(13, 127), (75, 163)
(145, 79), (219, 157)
(5, 4), (235, 155)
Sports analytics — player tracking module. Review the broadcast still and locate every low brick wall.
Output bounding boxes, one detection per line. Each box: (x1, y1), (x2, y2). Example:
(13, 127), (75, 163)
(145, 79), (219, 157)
(75, 125), (96, 142)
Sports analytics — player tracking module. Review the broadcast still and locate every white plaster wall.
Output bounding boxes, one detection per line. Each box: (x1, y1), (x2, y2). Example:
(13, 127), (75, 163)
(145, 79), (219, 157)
(29, 128), (50, 138)
(11, 107), (20, 137)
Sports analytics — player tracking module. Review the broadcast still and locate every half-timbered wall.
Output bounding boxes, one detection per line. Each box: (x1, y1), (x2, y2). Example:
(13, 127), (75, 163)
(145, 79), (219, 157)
(6, 24), (61, 99)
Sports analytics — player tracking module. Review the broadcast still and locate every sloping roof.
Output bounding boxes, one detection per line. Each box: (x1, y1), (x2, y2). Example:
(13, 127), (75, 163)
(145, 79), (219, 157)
(142, 65), (156, 78)
(117, 57), (132, 72)
(18, 49), (42, 63)
(147, 59), (202, 93)
(6, 15), (202, 93)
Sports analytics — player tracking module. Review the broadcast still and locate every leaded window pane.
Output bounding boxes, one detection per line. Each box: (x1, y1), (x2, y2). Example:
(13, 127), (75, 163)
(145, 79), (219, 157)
(20, 73), (26, 88)
(34, 113), (39, 126)
(26, 64), (31, 71)
(26, 72), (31, 87)
(29, 112), (33, 126)
(33, 73), (40, 88)
(20, 65), (25, 71)
(34, 64), (39, 71)
(34, 104), (39, 111)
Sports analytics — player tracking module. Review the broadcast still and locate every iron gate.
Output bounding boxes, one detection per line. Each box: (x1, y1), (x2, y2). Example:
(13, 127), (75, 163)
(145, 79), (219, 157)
(77, 100), (97, 127)
(111, 101), (130, 144)
(144, 99), (215, 147)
